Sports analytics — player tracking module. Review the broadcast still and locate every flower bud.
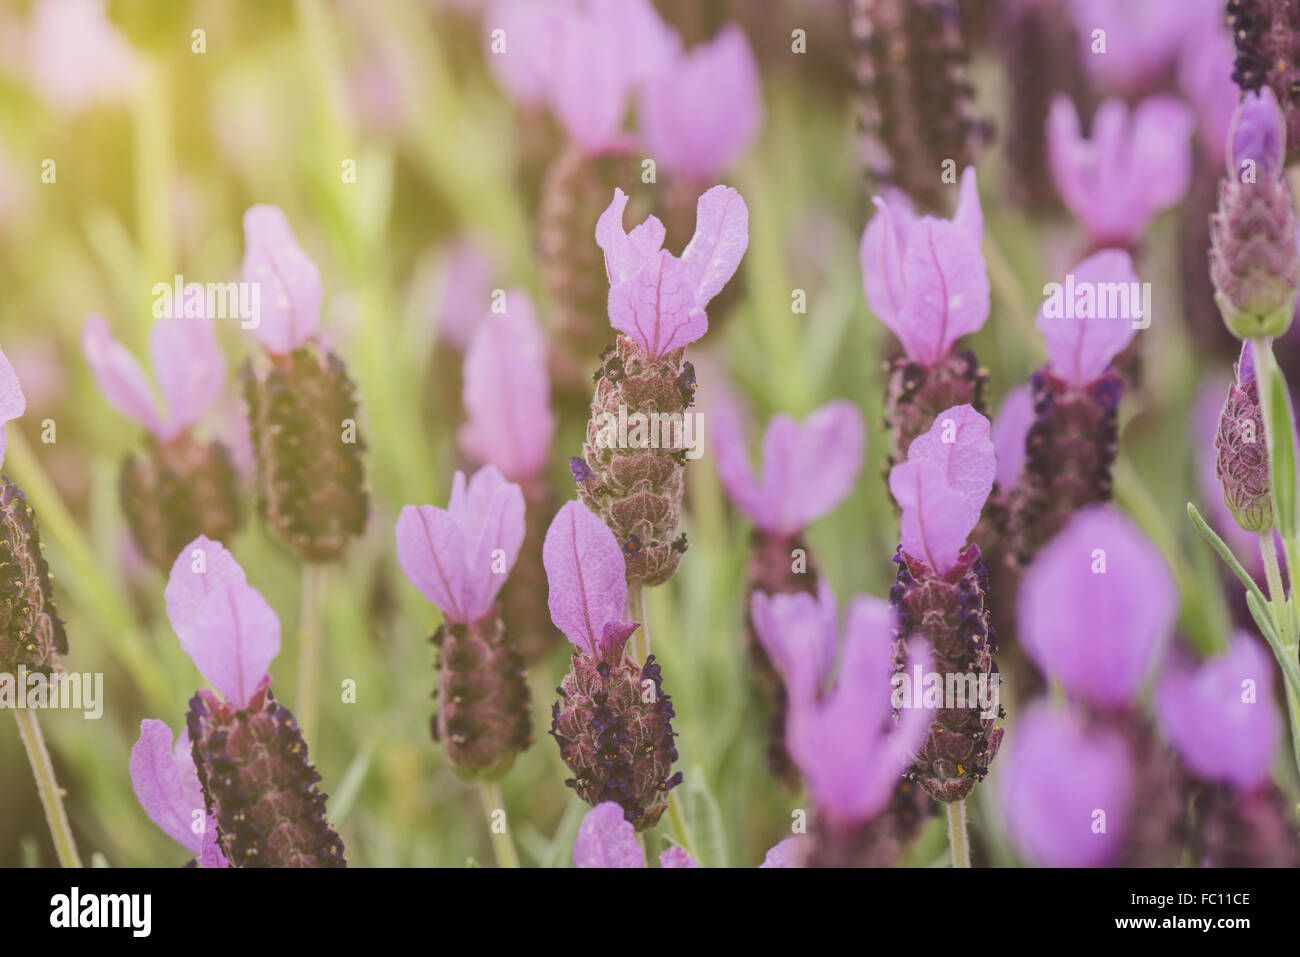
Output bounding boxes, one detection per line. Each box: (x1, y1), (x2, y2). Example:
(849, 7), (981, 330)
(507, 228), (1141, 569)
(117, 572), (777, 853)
(1214, 345), (1273, 531)
(118, 434), (241, 570)
(241, 342), (368, 562)
(187, 679), (346, 867)
(430, 607), (532, 780)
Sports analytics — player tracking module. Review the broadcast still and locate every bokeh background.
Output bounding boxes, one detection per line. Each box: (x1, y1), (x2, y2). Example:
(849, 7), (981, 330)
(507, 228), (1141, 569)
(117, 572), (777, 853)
(0, 0), (1286, 867)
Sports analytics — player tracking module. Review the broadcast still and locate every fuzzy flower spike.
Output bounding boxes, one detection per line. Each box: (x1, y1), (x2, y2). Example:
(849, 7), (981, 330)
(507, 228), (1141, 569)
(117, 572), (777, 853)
(713, 396), (864, 785)
(861, 166), (990, 467)
(545, 500), (681, 829)
(82, 314), (240, 569)
(887, 403), (1002, 802)
(133, 535), (346, 866)
(239, 206), (368, 562)
(395, 465), (531, 778)
(571, 185), (748, 586)
(1209, 86), (1300, 341)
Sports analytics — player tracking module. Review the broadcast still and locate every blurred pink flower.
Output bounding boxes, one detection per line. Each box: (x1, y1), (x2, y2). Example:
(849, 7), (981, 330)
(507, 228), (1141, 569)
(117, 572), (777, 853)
(240, 206), (323, 356)
(1035, 248), (1140, 387)
(26, 0), (141, 111)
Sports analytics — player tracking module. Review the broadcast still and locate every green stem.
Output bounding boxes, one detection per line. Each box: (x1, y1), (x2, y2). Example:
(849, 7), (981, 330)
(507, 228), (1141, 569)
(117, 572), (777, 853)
(626, 583), (649, 665)
(477, 780), (520, 868)
(947, 800), (971, 868)
(295, 564), (327, 745)
(665, 788), (699, 865)
(13, 709), (82, 868)
(1259, 531), (1288, 632)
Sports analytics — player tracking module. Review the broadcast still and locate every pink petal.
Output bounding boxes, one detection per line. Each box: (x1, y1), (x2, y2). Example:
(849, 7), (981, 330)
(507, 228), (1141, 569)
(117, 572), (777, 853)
(240, 205), (322, 355)
(164, 536), (281, 708)
(782, 400), (865, 530)
(608, 250), (708, 358)
(395, 504), (470, 623)
(0, 346), (25, 470)
(1131, 96), (1194, 212)
(542, 500), (634, 657)
(899, 403), (995, 532)
(708, 390), (765, 524)
(952, 165), (983, 243)
(860, 195), (909, 336)
(458, 293), (555, 482)
(1036, 248), (1140, 387)
(992, 384), (1035, 490)
(759, 837), (804, 868)
(129, 719), (206, 855)
(573, 802), (644, 868)
(898, 219), (990, 365)
(750, 579), (839, 704)
(149, 317), (226, 440)
(658, 845), (699, 868)
(681, 185), (749, 308)
(595, 188), (666, 284)
(889, 461), (974, 574)
(1046, 95), (1091, 221)
(481, 0), (568, 107)
(547, 9), (635, 153)
(81, 314), (163, 435)
(458, 465), (526, 622)
(639, 25), (763, 181)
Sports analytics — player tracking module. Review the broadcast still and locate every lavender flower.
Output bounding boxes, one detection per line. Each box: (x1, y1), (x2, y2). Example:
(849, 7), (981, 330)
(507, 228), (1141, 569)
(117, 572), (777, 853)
(1007, 249), (1137, 563)
(459, 291), (562, 662)
(848, 0), (991, 210)
(395, 466), (531, 778)
(717, 397), (864, 783)
(82, 314), (240, 570)
(572, 185), (748, 585)
(544, 500), (680, 829)
(1209, 88), (1300, 340)
(1047, 94), (1193, 251)
(1067, 0), (1218, 95)
(572, 801), (801, 868)
(1000, 702), (1135, 867)
(783, 591), (933, 865)
(147, 535), (346, 866)
(0, 348), (66, 675)
(861, 168), (990, 467)
(888, 404), (1002, 802)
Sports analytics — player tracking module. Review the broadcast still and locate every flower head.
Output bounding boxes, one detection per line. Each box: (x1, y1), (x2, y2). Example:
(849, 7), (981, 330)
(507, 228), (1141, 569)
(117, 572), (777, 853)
(1047, 95), (1193, 249)
(860, 167), (989, 367)
(1018, 505), (1177, 708)
(458, 291), (555, 483)
(82, 314), (225, 442)
(639, 25), (763, 181)
(395, 466), (526, 626)
(888, 403), (996, 575)
(711, 397), (864, 537)
(1156, 633), (1280, 791)
(1000, 702), (1135, 867)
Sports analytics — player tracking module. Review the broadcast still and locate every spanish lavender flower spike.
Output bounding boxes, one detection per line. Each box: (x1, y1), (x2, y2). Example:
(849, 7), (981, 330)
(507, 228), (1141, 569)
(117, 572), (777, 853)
(239, 205), (368, 562)
(129, 720), (228, 868)
(714, 396), (863, 783)
(1229, 0), (1300, 164)
(1209, 87), (1300, 340)
(1156, 634), (1300, 867)
(544, 500), (681, 829)
(848, 0), (991, 211)
(785, 593), (933, 866)
(1215, 343), (1273, 531)
(1017, 506), (1188, 864)
(574, 185), (748, 585)
(1047, 94), (1193, 252)
(887, 404), (1002, 802)
(861, 168), (990, 468)
(1000, 702), (1135, 868)
(1006, 249), (1137, 564)
(164, 535), (346, 866)
(82, 314), (240, 570)
(459, 292), (563, 661)
(395, 466), (531, 778)
(0, 347), (66, 675)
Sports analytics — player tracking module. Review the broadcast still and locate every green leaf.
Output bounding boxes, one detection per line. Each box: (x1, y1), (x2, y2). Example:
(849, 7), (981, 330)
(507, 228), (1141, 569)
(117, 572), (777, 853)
(1186, 503), (1269, 610)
